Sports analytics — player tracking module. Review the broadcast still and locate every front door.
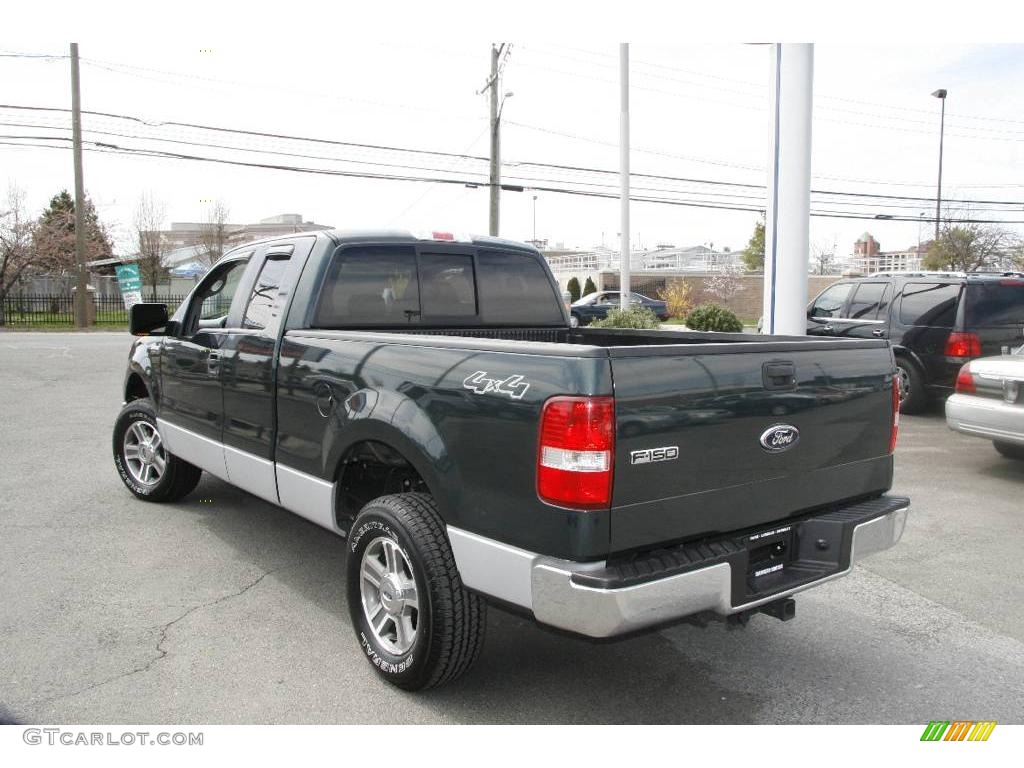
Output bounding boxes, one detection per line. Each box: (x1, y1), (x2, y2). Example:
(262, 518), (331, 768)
(158, 256), (250, 480)
(806, 282), (854, 336)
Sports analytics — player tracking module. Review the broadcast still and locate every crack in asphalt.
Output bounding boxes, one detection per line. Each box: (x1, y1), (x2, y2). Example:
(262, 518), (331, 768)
(33, 565), (293, 708)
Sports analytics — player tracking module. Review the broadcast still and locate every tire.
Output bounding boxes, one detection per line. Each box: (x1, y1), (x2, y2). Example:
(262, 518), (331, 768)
(895, 357), (928, 415)
(993, 441), (1024, 461)
(112, 399), (202, 502)
(569, 313), (580, 328)
(346, 493), (485, 691)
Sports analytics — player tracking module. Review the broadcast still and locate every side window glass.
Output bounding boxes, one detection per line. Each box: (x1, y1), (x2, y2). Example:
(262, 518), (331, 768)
(243, 249), (293, 330)
(898, 283), (960, 328)
(419, 253), (477, 318)
(877, 284), (892, 319)
(189, 257), (249, 332)
(847, 282), (887, 320)
(312, 246), (420, 327)
(810, 283), (853, 318)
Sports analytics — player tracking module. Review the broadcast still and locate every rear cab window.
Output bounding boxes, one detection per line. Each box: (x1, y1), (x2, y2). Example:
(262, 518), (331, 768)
(311, 245), (563, 328)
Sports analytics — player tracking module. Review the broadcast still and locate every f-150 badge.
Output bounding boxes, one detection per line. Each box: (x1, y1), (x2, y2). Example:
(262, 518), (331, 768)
(462, 370), (530, 400)
(630, 446), (679, 464)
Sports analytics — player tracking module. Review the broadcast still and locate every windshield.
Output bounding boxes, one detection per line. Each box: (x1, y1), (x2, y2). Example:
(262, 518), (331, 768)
(574, 292), (601, 306)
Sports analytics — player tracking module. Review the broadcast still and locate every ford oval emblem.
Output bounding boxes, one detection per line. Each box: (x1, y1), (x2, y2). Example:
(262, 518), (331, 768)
(759, 424), (800, 453)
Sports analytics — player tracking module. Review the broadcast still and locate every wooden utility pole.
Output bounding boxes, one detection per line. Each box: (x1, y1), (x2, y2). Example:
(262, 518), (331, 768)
(488, 44), (501, 237)
(70, 42), (89, 327)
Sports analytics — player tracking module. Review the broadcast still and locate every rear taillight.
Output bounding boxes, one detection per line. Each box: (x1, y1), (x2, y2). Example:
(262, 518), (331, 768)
(944, 331), (981, 359)
(537, 396), (614, 510)
(890, 375), (900, 454)
(955, 363), (976, 394)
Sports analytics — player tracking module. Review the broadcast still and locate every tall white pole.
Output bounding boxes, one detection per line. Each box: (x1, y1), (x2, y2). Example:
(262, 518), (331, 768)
(763, 44), (813, 336)
(619, 43), (631, 310)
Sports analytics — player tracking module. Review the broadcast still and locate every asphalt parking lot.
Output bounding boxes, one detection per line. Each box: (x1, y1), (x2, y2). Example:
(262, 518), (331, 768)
(1, 331), (1022, 724)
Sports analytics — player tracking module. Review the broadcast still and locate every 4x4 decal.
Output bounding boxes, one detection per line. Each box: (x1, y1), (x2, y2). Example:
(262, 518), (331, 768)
(462, 370), (530, 400)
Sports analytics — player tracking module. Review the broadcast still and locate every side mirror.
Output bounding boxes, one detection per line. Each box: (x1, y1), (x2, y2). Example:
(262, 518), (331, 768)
(129, 303), (170, 336)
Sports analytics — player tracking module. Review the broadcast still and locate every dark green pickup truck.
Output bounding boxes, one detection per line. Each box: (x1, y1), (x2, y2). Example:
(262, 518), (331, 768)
(113, 230), (909, 690)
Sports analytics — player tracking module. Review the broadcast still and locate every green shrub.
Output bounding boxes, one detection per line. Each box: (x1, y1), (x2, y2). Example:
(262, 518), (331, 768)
(566, 276), (581, 303)
(583, 276), (597, 295)
(684, 303), (744, 333)
(589, 306), (661, 329)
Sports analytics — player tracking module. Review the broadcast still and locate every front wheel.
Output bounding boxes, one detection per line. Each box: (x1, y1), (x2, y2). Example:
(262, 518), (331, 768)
(112, 399), (202, 502)
(993, 441), (1024, 461)
(346, 493), (485, 690)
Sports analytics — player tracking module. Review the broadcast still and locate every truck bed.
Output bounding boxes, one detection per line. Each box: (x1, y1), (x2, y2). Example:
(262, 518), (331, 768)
(283, 326), (895, 558)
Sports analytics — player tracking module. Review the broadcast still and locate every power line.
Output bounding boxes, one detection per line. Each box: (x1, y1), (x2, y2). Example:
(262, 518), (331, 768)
(524, 43), (1024, 128)
(6, 136), (1024, 225)
(4, 105), (1024, 210)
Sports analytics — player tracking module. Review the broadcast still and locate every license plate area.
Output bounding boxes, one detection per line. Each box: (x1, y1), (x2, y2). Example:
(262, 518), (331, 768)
(745, 526), (796, 590)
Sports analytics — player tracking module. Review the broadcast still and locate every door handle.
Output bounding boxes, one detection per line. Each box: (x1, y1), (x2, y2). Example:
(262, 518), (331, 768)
(822, 325), (834, 333)
(871, 329), (886, 338)
(207, 351), (221, 375)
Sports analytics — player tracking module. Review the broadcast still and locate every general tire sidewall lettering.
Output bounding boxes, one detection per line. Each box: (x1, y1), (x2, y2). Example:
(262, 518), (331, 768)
(114, 408), (160, 497)
(347, 510), (426, 679)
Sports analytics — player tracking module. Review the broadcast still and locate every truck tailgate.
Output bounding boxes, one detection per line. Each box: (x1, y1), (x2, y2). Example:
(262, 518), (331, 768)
(608, 340), (895, 553)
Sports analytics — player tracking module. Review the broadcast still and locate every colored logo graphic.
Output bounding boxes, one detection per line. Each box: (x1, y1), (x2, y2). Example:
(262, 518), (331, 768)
(920, 721), (996, 741)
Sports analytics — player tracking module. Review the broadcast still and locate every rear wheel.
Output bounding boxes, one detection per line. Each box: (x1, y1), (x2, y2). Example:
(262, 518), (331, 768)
(993, 441), (1024, 461)
(112, 399), (202, 502)
(895, 358), (928, 414)
(346, 493), (485, 690)
(569, 313), (580, 328)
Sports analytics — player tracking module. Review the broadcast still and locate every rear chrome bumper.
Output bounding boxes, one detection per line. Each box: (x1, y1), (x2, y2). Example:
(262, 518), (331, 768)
(449, 497), (909, 639)
(946, 393), (1024, 446)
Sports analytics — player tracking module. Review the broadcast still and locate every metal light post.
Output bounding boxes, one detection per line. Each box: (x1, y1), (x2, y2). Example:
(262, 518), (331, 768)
(619, 43), (631, 311)
(532, 195), (537, 242)
(932, 88), (947, 243)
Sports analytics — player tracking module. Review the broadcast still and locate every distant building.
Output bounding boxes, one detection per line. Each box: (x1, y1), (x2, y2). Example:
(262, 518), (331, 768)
(848, 232), (923, 275)
(161, 213), (333, 267)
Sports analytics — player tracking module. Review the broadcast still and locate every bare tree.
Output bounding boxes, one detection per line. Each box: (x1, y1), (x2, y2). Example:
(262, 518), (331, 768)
(195, 199), (232, 267)
(810, 239), (835, 275)
(706, 264), (744, 305)
(922, 221), (1019, 272)
(135, 193), (167, 300)
(0, 185), (39, 325)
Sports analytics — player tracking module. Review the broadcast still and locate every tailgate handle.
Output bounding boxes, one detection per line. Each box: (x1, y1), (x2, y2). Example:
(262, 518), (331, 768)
(762, 361), (797, 391)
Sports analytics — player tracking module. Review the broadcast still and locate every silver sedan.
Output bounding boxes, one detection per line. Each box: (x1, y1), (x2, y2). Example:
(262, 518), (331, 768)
(946, 347), (1024, 460)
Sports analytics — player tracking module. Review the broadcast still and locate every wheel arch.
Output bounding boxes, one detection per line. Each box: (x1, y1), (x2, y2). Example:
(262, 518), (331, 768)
(890, 345), (927, 378)
(327, 419), (458, 530)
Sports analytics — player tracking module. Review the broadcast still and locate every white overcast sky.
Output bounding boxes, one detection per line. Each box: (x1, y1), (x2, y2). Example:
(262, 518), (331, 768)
(3, 3), (1024, 259)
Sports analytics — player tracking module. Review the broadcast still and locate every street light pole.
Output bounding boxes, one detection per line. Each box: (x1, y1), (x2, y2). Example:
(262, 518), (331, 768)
(932, 88), (947, 243)
(619, 43), (630, 312)
(532, 195), (537, 242)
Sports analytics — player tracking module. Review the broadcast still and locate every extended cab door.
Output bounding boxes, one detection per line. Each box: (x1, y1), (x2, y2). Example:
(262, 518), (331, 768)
(219, 238), (314, 503)
(158, 254), (251, 481)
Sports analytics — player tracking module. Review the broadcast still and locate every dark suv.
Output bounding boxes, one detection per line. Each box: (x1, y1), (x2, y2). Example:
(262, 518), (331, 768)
(807, 272), (1024, 413)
